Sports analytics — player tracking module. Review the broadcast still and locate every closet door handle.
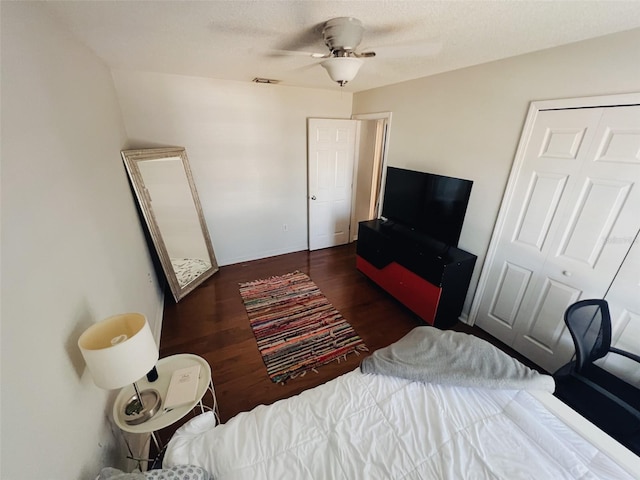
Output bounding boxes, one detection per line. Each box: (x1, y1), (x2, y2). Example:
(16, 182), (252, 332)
(311, 195), (317, 200)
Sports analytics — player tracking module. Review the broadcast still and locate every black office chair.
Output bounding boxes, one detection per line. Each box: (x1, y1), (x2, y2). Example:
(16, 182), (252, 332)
(554, 299), (640, 454)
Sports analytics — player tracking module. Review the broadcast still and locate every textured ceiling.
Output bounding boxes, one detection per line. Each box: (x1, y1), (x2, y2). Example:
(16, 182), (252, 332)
(47, 1), (640, 92)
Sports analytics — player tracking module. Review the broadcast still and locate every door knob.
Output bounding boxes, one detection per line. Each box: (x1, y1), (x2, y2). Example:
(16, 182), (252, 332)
(311, 195), (317, 200)
(562, 270), (572, 277)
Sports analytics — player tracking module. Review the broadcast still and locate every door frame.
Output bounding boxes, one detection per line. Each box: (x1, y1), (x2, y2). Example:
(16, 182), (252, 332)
(350, 111), (392, 241)
(468, 92), (640, 326)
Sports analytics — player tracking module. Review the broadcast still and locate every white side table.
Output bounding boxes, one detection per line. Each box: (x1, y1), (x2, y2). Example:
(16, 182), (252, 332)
(113, 354), (218, 454)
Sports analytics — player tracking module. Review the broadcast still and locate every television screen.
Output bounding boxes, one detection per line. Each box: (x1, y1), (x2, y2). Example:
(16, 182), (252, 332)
(381, 167), (473, 246)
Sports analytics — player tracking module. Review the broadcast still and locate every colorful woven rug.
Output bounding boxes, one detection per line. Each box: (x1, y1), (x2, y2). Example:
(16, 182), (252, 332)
(239, 271), (367, 383)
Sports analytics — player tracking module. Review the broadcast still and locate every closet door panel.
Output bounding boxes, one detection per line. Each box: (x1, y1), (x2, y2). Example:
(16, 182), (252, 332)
(513, 172), (568, 250)
(556, 177), (632, 267)
(486, 262), (533, 329)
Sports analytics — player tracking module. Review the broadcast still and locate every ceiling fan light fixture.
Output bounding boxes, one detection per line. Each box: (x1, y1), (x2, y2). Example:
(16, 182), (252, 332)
(320, 57), (364, 87)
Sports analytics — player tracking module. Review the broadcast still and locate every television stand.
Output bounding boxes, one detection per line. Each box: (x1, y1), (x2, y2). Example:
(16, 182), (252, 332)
(356, 219), (476, 328)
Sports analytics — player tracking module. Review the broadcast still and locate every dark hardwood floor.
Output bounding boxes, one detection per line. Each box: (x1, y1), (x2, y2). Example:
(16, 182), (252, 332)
(157, 242), (542, 446)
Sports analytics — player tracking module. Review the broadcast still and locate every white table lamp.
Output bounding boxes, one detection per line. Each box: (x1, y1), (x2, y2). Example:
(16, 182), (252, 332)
(79, 313), (160, 425)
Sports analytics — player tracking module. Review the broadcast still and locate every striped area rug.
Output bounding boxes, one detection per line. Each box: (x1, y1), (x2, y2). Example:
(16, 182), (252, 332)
(239, 271), (367, 384)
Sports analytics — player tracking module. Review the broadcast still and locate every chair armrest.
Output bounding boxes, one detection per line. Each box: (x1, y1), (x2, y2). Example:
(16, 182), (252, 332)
(570, 372), (640, 421)
(610, 347), (640, 364)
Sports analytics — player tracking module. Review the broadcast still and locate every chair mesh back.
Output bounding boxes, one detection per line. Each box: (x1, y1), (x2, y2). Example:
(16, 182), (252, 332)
(564, 299), (612, 372)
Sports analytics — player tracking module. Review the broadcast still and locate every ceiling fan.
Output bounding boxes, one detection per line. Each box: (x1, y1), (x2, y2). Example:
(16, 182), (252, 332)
(273, 17), (440, 87)
(269, 17), (378, 87)
(312, 17), (374, 86)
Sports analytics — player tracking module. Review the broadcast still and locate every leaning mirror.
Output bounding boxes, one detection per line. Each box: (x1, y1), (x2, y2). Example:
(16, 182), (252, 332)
(122, 147), (218, 301)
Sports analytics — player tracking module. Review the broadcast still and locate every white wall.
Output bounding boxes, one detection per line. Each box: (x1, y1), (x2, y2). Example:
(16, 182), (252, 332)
(353, 28), (640, 320)
(111, 71), (353, 266)
(0, 3), (164, 479)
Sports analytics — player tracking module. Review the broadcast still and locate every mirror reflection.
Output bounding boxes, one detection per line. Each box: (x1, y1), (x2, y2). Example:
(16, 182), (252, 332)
(122, 147), (218, 301)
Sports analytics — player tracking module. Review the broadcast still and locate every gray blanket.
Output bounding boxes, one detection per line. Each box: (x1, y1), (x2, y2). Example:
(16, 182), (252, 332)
(360, 326), (555, 392)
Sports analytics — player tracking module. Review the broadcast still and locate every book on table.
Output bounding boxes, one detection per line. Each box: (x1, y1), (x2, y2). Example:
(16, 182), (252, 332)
(164, 364), (201, 409)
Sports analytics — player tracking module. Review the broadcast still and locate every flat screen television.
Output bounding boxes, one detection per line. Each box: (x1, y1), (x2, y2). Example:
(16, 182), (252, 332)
(380, 167), (473, 247)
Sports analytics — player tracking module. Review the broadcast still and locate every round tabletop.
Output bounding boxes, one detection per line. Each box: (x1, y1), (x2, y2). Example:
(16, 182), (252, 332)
(113, 353), (212, 434)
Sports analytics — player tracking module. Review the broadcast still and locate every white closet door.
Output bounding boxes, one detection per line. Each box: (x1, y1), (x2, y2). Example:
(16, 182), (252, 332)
(475, 105), (640, 373)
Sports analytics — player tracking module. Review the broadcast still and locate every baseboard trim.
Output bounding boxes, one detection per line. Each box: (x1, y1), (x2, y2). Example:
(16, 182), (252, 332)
(458, 311), (472, 326)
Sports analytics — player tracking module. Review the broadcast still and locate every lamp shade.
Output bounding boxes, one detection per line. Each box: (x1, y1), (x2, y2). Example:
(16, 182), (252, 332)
(78, 313), (158, 390)
(320, 57), (364, 86)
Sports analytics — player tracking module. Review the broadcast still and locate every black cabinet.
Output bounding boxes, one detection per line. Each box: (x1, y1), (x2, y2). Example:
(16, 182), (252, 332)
(356, 219), (476, 328)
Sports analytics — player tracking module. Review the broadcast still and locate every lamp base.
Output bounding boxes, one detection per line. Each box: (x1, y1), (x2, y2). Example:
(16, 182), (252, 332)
(122, 389), (161, 425)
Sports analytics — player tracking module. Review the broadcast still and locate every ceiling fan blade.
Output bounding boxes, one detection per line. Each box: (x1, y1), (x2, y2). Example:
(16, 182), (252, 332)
(362, 40), (442, 58)
(355, 51), (376, 58)
(365, 19), (426, 38)
(256, 48), (328, 58)
(291, 61), (322, 73)
(273, 22), (325, 53)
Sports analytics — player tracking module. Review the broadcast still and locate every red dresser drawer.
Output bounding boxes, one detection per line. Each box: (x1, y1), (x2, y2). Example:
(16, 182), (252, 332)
(356, 256), (441, 324)
(395, 267), (441, 325)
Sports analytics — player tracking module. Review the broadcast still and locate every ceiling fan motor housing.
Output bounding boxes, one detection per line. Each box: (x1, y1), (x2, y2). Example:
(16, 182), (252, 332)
(323, 17), (364, 55)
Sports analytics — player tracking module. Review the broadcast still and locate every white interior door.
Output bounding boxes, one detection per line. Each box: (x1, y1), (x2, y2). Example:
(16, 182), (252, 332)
(474, 104), (640, 373)
(308, 118), (357, 251)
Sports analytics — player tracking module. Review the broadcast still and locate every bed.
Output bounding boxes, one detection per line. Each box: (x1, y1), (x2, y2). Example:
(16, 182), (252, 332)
(163, 327), (639, 479)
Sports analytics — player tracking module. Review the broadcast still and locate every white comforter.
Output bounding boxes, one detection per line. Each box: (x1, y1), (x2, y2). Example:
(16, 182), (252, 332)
(164, 369), (635, 479)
